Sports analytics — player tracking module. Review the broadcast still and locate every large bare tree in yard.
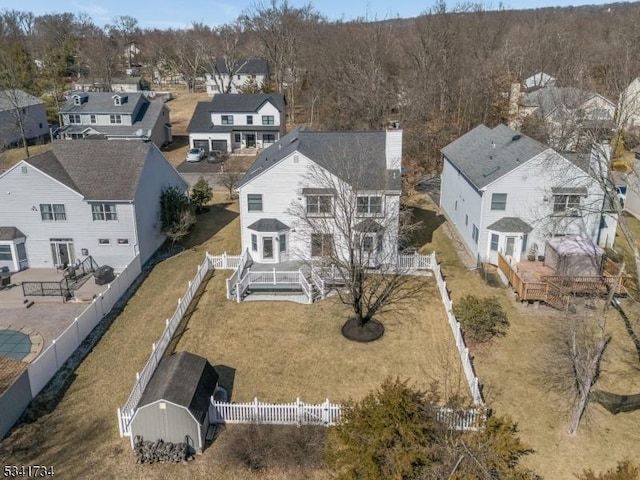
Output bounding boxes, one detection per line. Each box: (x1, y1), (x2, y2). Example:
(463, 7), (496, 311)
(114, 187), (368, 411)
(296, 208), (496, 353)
(288, 136), (421, 342)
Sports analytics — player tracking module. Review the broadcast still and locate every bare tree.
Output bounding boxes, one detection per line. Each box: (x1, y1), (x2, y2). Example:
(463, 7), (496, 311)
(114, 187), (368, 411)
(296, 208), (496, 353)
(287, 145), (420, 342)
(218, 163), (244, 199)
(106, 15), (139, 70)
(206, 23), (248, 94)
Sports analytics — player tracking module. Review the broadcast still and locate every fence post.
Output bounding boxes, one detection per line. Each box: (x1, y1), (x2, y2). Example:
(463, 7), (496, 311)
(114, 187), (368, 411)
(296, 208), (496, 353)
(273, 268), (277, 285)
(323, 399), (330, 425)
(296, 397), (302, 426)
(254, 397), (259, 422)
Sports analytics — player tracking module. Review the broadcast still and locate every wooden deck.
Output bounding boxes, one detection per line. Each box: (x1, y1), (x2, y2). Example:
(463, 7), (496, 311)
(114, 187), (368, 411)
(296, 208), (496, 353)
(497, 253), (628, 309)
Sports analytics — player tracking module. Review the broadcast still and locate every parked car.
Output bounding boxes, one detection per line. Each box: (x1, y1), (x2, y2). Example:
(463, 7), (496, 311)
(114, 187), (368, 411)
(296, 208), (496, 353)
(186, 148), (205, 162)
(616, 185), (627, 206)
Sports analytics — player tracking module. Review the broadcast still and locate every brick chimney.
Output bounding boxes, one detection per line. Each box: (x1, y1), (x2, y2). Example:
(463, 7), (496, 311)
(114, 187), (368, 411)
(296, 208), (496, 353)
(385, 121), (402, 170)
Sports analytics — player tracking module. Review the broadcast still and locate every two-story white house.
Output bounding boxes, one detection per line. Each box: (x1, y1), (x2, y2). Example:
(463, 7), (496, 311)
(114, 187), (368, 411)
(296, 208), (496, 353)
(440, 124), (617, 266)
(0, 89), (49, 149)
(58, 92), (172, 148)
(234, 125), (403, 265)
(0, 139), (187, 272)
(205, 58), (270, 96)
(187, 94), (285, 153)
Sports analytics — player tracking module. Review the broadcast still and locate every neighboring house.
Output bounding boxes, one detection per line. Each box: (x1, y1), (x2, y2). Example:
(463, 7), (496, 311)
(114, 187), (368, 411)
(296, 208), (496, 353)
(517, 86), (615, 150)
(73, 76), (142, 93)
(0, 89), (49, 149)
(0, 139), (187, 272)
(523, 71), (556, 91)
(187, 94), (285, 153)
(234, 125), (402, 265)
(619, 77), (640, 130)
(205, 58), (270, 96)
(58, 92), (172, 148)
(440, 124), (617, 266)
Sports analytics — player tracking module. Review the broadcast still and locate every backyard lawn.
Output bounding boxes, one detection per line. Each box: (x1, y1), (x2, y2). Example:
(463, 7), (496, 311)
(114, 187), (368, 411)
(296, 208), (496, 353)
(2, 192), (638, 479)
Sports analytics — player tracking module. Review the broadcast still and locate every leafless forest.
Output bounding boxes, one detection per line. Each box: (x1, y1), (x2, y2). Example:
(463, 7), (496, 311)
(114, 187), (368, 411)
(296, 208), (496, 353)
(2, 1), (640, 171)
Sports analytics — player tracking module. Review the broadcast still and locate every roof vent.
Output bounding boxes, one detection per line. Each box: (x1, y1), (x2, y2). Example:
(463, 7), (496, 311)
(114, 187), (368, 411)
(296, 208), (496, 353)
(482, 166), (500, 177)
(512, 134), (522, 141)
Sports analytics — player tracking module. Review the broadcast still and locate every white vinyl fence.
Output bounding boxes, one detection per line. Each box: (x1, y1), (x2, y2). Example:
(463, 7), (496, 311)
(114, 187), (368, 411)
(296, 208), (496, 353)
(118, 254), (212, 437)
(432, 258), (484, 406)
(209, 397), (484, 431)
(397, 252), (435, 271)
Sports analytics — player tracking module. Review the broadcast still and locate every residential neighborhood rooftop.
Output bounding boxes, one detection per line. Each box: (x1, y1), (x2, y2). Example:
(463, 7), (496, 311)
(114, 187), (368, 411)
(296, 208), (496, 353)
(441, 124), (548, 189)
(236, 128), (403, 191)
(0, 89), (45, 111)
(22, 140), (153, 201)
(520, 86), (612, 115)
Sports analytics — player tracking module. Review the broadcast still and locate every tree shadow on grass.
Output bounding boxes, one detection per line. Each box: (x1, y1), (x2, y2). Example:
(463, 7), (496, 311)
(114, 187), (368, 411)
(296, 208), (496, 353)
(407, 205), (446, 247)
(213, 364), (236, 401)
(180, 202), (239, 250)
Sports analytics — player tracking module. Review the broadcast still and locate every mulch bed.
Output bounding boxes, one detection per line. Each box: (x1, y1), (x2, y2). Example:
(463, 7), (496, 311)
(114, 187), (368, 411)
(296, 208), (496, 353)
(341, 318), (385, 342)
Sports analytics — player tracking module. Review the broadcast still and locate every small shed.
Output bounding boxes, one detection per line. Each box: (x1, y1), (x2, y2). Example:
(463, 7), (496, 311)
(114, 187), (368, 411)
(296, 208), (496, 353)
(130, 351), (219, 453)
(544, 236), (604, 277)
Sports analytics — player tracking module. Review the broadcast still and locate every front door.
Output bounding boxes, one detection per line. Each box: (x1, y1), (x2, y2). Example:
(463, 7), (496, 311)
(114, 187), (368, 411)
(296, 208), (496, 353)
(263, 237), (274, 260)
(246, 134), (256, 148)
(505, 237), (516, 257)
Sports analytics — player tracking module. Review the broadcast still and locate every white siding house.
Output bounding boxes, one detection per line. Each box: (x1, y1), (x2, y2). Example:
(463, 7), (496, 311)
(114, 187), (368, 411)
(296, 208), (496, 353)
(619, 78), (640, 130)
(440, 124), (617, 266)
(0, 89), (49, 149)
(58, 92), (172, 148)
(235, 126), (403, 265)
(0, 140), (187, 272)
(205, 58), (270, 96)
(188, 94), (285, 153)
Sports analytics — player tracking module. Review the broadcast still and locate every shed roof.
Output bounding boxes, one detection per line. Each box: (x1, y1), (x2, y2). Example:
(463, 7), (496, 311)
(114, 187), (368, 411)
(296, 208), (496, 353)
(236, 128), (402, 191)
(138, 351), (219, 424)
(441, 124), (548, 189)
(24, 140), (153, 201)
(547, 235), (604, 257)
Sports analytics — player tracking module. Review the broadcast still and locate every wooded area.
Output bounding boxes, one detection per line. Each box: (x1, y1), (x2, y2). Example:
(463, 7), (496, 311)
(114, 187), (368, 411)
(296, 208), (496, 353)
(2, 1), (640, 171)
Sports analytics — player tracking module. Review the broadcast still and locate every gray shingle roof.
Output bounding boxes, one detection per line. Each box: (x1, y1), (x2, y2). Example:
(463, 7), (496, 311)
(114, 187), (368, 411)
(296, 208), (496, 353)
(520, 87), (612, 117)
(60, 100), (167, 139)
(0, 89), (44, 112)
(441, 124), (548, 190)
(236, 128), (402, 191)
(61, 92), (145, 115)
(0, 227), (25, 240)
(138, 351), (219, 424)
(187, 94), (285, 133)
(247, 218), (290, 232)
(486, 217), (533, 233)
(207, 58), (269, 75)
(24, 140), (153, 201)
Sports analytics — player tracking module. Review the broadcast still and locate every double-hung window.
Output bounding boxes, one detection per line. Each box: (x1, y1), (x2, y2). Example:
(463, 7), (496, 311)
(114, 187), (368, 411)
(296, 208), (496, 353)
(247, 194), (263, 212)
(40, 204), (66, 221)
(110, 114), (122, 124)
(221, 115), (234, 125)
(311, 234), (333, 257)
(92, 203), (118, 221)
(490, 193), (507, 210)
(262, 115), (275, 125)
(553, 195), (581, 214)
(68, 114), (81, 124)
(306, 195), (332, 215)
(357, 196), (382, 215)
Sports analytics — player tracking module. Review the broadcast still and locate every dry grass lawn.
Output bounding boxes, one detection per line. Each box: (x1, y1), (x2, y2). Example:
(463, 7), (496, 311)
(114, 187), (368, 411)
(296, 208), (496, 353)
(0, 194), (465, 479)
(0, 143), (51, 171)
(412, 194), (640, 479)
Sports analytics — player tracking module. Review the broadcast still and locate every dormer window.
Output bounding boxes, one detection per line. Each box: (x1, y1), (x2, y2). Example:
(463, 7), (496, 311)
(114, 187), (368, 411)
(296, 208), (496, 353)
(73, 96), (81, 105)
(112, 94), (127, 106)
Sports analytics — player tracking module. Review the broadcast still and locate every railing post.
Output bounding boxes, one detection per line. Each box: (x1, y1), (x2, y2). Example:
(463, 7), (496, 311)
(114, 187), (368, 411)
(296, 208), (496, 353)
(273, 268), (277, 285)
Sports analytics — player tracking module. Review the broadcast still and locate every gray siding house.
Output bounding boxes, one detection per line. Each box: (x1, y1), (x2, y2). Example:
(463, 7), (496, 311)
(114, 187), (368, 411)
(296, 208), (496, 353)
(188, 94), (285, 153)
(0, 140), (187, 272)
(58, 92), (172, 148)
(0, 89), (49, 149)
(130, 351), (219, 454)
(440, 124), (617, 266)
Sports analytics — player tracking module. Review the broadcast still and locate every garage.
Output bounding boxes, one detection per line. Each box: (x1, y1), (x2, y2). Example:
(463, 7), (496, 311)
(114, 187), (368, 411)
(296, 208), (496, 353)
(130, 351), (219, 454)
(210, 140), (227, 152)
(192, 139), (209, 152)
